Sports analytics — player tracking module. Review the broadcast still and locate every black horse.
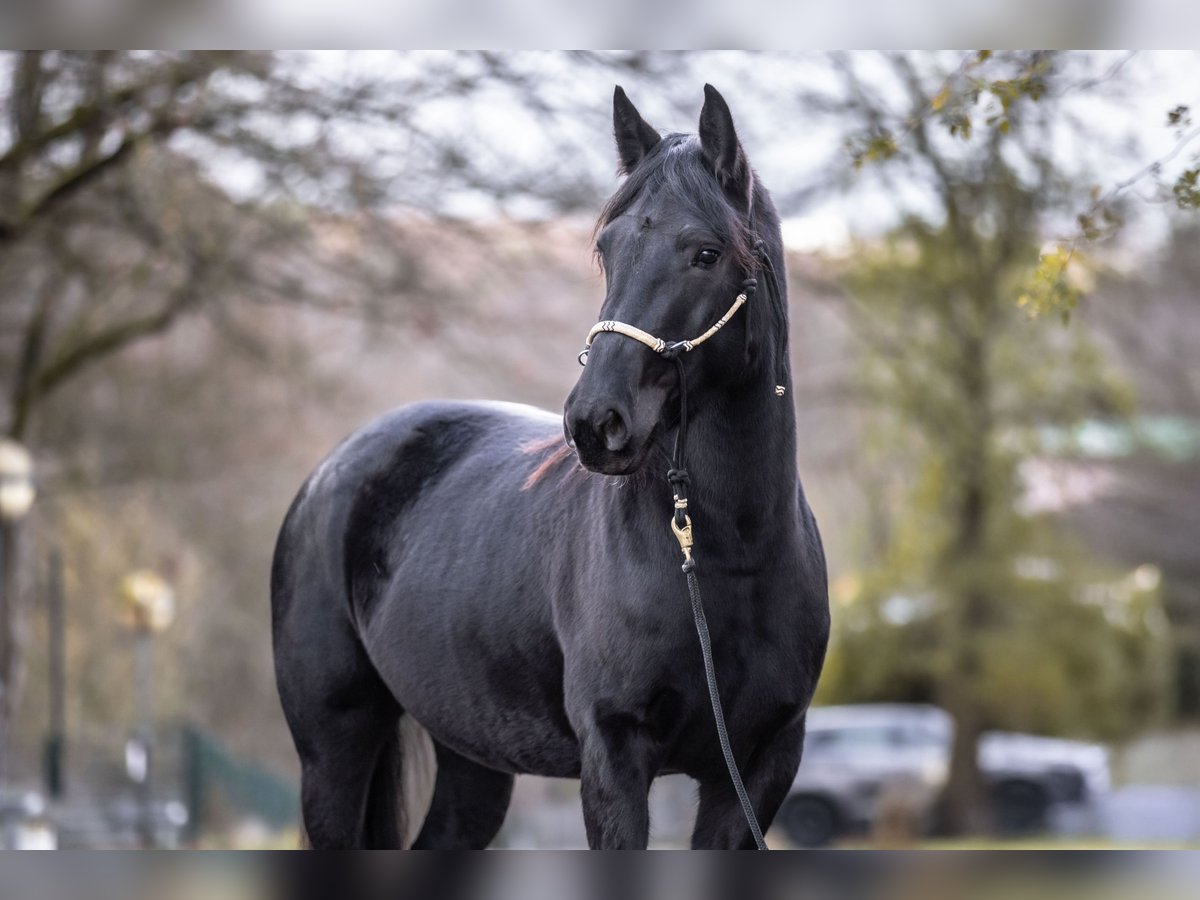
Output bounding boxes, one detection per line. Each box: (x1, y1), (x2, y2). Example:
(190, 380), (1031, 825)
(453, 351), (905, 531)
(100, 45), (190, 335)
(272, 84), (829, 849)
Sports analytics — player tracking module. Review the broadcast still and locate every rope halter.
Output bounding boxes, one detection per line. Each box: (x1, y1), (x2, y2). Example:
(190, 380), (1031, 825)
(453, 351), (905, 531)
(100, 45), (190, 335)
(576, 274), (785, 399)
(577, 283), (751, 367)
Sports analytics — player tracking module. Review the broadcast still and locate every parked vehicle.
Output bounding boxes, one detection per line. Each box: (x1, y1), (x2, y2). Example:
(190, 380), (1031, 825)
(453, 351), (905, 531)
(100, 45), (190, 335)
(0, 788), (57, 849)
(781, 704), (1110, 846)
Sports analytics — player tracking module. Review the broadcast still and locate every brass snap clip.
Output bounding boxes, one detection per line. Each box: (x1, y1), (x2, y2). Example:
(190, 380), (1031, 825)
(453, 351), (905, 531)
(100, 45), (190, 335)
(670, 514), (693, 564)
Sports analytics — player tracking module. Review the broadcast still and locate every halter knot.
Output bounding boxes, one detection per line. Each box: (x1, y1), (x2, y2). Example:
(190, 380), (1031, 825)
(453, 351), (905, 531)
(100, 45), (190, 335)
(661, 341), (688, 360)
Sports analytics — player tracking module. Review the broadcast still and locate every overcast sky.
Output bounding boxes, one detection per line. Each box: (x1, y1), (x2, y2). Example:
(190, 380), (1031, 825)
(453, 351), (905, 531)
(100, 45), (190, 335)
(216, 51), (1200, 258)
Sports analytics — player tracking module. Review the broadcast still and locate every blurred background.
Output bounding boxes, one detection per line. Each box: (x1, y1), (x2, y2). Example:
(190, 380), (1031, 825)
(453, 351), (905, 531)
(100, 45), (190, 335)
(0, 50), (1197, 848)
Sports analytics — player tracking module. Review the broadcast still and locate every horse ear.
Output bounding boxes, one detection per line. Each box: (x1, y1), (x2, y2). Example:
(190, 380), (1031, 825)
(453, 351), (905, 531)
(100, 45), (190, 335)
(613, 85), (661, 175)
(698, 84), (752, 211)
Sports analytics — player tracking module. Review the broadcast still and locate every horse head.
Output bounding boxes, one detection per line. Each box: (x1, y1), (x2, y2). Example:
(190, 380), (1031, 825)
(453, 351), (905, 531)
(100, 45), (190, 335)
(564, 84), (771, 476)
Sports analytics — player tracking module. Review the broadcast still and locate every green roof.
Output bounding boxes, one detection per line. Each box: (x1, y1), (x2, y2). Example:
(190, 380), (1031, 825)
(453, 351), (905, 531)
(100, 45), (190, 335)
(1040, 417), (1200, 462)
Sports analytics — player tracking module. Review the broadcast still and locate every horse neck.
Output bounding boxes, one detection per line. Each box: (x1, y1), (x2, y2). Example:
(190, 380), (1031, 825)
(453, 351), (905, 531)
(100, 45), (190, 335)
(674, 222), (798, 542)
(680, 360), (799, 544)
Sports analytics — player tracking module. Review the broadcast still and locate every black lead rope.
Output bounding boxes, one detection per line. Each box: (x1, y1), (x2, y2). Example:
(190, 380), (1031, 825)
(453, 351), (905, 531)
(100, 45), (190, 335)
(661, 273), (769, 850)
(684, 547), (768, 850)
(580, 242), (780, 849)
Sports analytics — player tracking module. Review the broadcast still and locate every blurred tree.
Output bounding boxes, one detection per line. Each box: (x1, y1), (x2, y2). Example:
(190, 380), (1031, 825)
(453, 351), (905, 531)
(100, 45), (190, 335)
(819, 213), (1171, 833)
(805, 51), (1181, 835)
(810, 51), (1200, 319)
(0, 50), (406, 773)
(0, 50), (670, 440)
(0, 49), (671, 777)
(1069, 223), (1200, 721)
(9, 216), (597, 775)
(1, 49), (1192, 819)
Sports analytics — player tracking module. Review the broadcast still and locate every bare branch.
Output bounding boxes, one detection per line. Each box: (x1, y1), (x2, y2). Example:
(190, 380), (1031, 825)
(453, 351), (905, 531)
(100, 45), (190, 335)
(16, 253), (207, 420)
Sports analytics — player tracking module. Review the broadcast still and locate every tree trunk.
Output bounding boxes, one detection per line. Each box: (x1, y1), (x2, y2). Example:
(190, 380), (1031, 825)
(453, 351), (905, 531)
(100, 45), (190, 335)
(937, 634), (992, 835)
(936, 327), (996, 836)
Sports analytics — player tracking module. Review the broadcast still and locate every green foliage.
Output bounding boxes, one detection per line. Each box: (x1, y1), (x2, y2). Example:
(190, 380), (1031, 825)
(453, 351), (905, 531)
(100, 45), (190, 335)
(977, 60), (1048, 135)
(1173, 167), (1200, 210)
(820, 528), (1171, 740)
(928, 52), (1051, 142)
(848, 131), (899, 169)
(821, 216), (1169, 743)
(1167, 105), (1192, 131)
(843, 54), (1053, 161)
(1159, 105), (1199, 211)
(1162, 103), (1200, 211)
(1017, 247), (1082, 323)
(931, 82), (974, 141)
(845, 52), (1198, 313)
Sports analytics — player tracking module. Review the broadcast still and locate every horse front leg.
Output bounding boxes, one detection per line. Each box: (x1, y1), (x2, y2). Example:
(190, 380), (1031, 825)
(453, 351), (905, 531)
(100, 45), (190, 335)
(577, 714), (658, 849)
(691, 716), (807, 849)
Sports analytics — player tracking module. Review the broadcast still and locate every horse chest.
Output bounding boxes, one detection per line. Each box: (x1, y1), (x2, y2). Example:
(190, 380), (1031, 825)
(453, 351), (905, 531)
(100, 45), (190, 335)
(568, 579), (808, 760)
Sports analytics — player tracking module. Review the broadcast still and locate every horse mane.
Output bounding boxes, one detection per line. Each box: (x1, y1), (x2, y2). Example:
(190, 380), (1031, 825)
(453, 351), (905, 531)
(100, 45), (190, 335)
(520, 435), (578, 490)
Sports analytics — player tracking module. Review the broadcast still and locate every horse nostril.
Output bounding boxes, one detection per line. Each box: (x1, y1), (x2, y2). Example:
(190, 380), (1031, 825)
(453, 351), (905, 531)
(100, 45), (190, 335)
(564, 405), (631, 458)
(563, 413), (581, 450)
(597, 408), (629, 453)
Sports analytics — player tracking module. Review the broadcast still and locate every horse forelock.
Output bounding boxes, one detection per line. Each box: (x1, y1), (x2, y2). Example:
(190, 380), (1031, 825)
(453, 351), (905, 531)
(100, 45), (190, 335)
(592, 134), (759, 273)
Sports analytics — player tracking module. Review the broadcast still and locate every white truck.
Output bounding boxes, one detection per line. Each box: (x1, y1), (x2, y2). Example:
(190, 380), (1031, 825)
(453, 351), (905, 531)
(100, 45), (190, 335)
(781, 704), (1110, 846)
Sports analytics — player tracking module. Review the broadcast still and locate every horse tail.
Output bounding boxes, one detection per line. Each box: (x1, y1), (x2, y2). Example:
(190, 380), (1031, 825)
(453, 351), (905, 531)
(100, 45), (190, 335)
(364, 712), (438, 848)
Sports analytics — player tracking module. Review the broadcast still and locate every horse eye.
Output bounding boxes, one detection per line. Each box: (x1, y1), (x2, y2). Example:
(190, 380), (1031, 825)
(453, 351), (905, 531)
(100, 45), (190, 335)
(695, 248), (721, 267)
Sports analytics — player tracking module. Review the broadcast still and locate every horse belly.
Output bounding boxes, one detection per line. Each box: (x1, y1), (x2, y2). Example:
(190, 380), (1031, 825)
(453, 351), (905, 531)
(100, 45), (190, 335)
(361, 544), (582, 778)
(374, 617), (581, 776)
(339, 401), (585, 776)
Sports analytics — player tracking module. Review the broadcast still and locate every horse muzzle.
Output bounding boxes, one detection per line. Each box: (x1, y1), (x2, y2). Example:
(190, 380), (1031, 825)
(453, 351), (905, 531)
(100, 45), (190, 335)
(564, 397), (659, 476)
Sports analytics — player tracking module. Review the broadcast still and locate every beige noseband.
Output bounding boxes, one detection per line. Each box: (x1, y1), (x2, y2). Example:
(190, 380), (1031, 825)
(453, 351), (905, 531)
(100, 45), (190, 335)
(577, 291), (748, 366)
